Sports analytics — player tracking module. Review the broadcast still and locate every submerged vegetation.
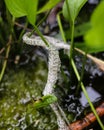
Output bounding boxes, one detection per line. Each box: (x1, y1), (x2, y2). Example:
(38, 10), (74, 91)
(0, 0), (104, 130)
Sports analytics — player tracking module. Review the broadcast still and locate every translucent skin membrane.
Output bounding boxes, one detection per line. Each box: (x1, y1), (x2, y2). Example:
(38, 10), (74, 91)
(23, 33), (70, 130)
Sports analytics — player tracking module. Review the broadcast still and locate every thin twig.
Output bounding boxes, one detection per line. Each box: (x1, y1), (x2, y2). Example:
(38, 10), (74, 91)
(75, 48), (104, 72)
(15, 22), (32, 32)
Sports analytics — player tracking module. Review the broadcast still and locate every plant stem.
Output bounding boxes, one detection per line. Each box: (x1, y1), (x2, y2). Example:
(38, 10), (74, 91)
(75, 53), (87, 95)
(69, 22), (74, 59)
(71, 59), (104, 130)
(57, 12), (66, 43)
(68, 7), (104, 128)
(58, 0), (103, 128)
(0, 35), (12, 82)
(37, 10), (50, 27)
(29, 24), (49, 47)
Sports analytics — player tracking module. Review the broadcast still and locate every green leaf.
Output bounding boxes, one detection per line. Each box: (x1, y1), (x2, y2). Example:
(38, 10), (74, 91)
(62, 0), (87, 22)
(84, 1), (104, 53)
(4, 0), (38, 25)
(38, 0), (61, 14)
(34, 95), (57, 109)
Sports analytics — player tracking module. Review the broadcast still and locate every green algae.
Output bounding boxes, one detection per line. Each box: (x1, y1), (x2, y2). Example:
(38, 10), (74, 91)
(0, 58), (57, 130)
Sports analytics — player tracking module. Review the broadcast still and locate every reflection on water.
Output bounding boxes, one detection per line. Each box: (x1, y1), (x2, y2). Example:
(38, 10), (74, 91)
(80, 86), (101, 107)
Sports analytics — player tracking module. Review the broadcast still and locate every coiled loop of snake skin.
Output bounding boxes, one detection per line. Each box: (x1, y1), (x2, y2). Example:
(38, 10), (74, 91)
(23, 33), (70, 95)
(23, 33), (70, 130)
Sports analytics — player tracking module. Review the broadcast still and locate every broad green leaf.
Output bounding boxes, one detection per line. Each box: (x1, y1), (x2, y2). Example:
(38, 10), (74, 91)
(4, 0), (38, 25)
(5, 0), (26, 17)
(24, 0), (38, 25)
(84, 1), (104, 53)
(34, 95), (57, 109)
(38, 0), (61, 14)
(62, 0), (87, 22)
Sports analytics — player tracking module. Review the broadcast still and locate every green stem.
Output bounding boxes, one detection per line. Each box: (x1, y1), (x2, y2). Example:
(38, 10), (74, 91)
(76, 53), (87, 95)
(69, 22), (74, 59)
(0, 35), (12, 82)
(71, 59), (104, 130)
(37, 10), (50, 27)
(64, 1), (103, 128)
(57, 12), (66, 43)
(6, 9), (16, 40)
(29, 24), (49, 47)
